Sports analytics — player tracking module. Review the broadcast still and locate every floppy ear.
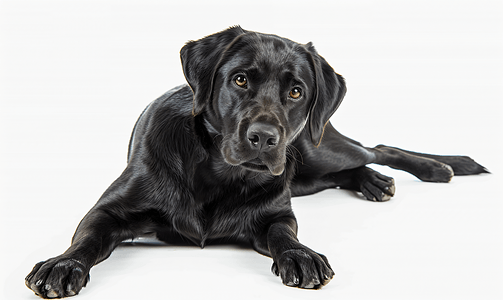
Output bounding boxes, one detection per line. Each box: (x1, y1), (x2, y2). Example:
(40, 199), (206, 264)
(180, 26), (246, 116)
(305, 43), (347, 147)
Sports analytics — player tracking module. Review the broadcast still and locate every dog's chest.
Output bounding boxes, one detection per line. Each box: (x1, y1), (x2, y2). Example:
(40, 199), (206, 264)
(201, 196), (249, 239)
(172, 189), (261, 246)
(175, 162), (288, 246)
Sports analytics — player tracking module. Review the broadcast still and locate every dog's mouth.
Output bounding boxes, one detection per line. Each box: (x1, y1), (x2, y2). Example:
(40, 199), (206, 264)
(240, 158), (285, 176)
(241, 158), (270, 173)
(221, 140), (286, 176)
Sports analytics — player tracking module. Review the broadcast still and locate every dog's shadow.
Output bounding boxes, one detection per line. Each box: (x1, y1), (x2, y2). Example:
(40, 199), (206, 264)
(89, 233), (270, 287)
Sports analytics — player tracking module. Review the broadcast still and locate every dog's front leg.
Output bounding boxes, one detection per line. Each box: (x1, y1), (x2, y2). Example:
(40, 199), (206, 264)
(25, 171), (151, 298)
(25, 205), (137, 298)
(255, 218), (335, 289)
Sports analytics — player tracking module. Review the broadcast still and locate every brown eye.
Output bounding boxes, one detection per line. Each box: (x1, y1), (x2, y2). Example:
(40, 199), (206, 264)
(235, 75), (247, 88)
(289, 87), (302, 99)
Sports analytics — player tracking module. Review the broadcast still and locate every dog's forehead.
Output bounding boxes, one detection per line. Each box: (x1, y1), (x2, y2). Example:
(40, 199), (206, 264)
(251, 34), (308, 70)
(223, 33), (311, 77)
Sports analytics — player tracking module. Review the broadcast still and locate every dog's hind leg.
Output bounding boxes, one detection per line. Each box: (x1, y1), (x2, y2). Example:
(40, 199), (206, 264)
(373, 145), (489, 176)
(291, 166), (396, 201)
(292, 122), (487, 200)
(369, 145), (488, 182)
(291, 124), (396, 200)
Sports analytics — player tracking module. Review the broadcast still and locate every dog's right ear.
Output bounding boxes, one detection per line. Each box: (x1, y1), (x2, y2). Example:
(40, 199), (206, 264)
(180, 26), (246, 116)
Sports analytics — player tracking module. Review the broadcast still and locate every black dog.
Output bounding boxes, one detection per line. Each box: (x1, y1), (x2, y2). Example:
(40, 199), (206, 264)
(26, 26), (487, 298)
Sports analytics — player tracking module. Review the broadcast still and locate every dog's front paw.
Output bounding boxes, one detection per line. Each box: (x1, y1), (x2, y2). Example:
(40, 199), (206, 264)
(271, 248), (334, 289)
(25, 256), (90, 298)
(359, 171), (395, 202)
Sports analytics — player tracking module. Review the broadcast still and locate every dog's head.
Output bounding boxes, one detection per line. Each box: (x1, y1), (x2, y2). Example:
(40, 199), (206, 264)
(181, 26), (346, 176)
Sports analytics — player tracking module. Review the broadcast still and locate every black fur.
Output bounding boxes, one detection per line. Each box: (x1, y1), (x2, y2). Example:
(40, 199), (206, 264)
(26, 26), (488, 298)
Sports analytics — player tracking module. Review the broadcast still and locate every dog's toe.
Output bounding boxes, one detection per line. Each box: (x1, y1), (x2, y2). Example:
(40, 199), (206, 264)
(416, 162), (454, 183)
(360, 172), (395, 202)
(274, 248), (334, 289)
(26, 257), (89, 298)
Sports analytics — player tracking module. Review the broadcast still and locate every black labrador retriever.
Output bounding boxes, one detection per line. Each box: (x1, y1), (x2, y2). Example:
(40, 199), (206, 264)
(26, 26), (487, 298)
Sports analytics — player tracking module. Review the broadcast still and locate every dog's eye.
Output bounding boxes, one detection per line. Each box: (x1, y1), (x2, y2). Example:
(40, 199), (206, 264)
(289, 87), (302, 99)
(235, 75), (247, 88)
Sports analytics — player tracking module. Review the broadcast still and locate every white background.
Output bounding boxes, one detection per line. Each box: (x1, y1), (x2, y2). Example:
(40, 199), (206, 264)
(1, 0), (502, 299)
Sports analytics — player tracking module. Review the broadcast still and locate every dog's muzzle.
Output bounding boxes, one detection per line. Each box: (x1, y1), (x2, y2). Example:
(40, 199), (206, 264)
(222, 120), (286, 176)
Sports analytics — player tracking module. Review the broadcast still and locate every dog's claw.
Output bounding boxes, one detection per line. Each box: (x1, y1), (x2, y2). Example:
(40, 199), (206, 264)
(46, 290), (58, 298)
(271, 262), (279, 276)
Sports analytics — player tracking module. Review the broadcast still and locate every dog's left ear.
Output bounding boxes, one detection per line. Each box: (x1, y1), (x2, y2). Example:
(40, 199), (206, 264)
(304, 43), (347, 147)
(180, 26), (246, 116)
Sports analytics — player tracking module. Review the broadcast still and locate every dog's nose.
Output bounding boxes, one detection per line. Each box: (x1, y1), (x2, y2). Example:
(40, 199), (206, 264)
(247, 122), (280, 151)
